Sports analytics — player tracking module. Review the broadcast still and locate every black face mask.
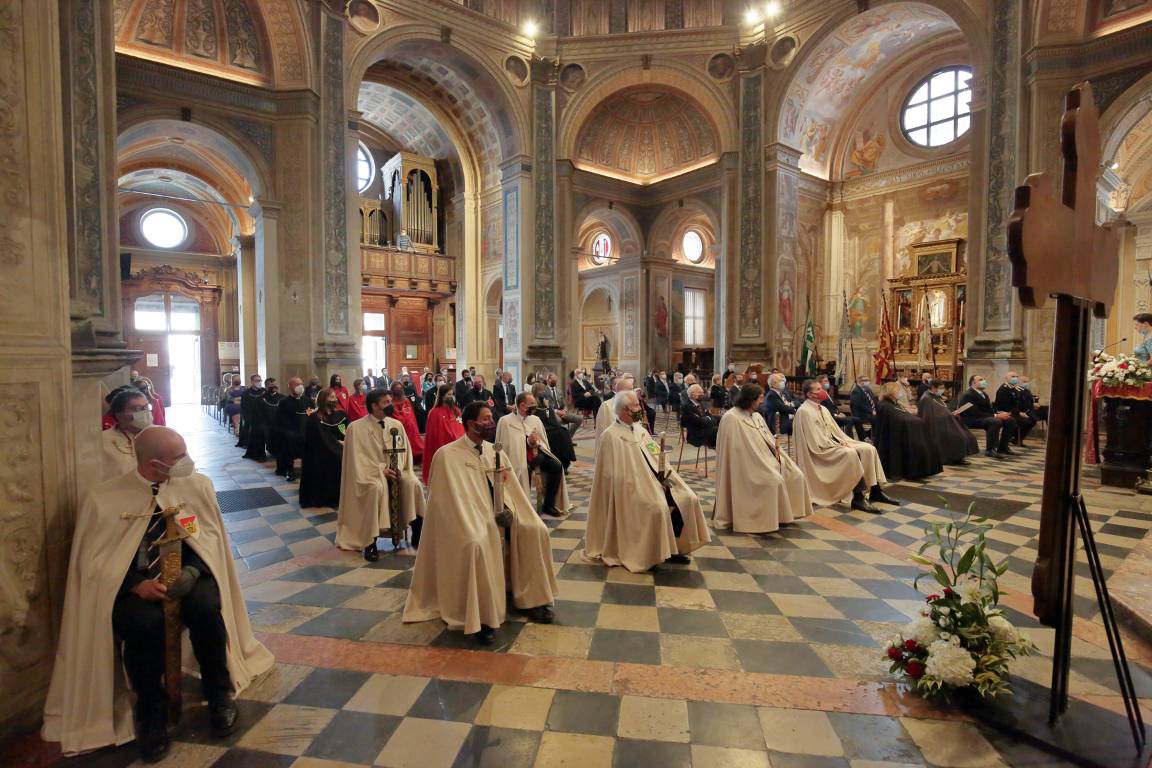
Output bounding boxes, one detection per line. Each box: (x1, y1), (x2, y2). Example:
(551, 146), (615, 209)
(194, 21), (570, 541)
(479, 422), (497, 441)
(382, 404), (395, 417)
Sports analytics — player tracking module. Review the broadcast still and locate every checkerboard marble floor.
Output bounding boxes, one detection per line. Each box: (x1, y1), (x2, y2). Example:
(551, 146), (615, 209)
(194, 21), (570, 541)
(32, 407), (1152, 767)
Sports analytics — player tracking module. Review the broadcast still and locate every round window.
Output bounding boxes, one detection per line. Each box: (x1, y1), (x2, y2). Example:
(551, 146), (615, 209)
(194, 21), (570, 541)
(140, 208), (188, 249)
(901, 66), (972, 148)
(356, 141), (375, 192)
(682, 230), (705, 264)
(591, 232), (612, 265)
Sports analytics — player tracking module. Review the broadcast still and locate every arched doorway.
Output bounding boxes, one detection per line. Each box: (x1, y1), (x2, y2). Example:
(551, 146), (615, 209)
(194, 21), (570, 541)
(485, 279), (503, 372)
(579, 287), (617, 373)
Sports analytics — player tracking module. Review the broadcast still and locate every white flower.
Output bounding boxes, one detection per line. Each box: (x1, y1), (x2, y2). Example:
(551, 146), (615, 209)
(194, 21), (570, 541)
(925, 640), (976, 686)
(988, 615), (1017, 644)
(957, 576), (984, 605)
(939, 607), (952, 616)
(903, 616), (940, 647)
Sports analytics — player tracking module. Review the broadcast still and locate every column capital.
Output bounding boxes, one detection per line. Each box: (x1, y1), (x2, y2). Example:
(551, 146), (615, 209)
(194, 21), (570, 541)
(764, 143), (802, 171)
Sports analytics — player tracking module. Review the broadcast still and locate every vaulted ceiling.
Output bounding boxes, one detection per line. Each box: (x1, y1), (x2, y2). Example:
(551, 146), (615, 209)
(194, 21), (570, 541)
(574, 87), (720, 185)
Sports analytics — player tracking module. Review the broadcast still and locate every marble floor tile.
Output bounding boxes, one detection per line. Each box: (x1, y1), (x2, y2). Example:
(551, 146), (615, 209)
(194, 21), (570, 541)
(757, 707), (844, 756)
(595, 604), (659, 632)
(473, 684), (556, 730)
(545, 690), (621, 737)
(374, 717), (470, 768)
(658, 635), (741, 670)
(899, 719), (1008, 768)
(236, 705), (338, 756)
(689, 744), (772, 768)
(654, 586), (717, 610)
(616, 695), (690, 743)
(343, 674), (430, 717)
(509, 624), (594, 659)
(532, 732), (614, 768)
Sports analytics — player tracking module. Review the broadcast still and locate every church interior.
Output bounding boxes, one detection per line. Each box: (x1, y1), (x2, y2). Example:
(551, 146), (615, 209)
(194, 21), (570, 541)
(5, 0), (1152, 766)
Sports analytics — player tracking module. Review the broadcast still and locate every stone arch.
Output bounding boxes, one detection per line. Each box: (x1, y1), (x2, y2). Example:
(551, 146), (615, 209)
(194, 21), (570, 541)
(559, 60), (738, 163)
(646, 197), (721, 267)
(1101, 72), (1152, 216)
(573, 203), (645, 269)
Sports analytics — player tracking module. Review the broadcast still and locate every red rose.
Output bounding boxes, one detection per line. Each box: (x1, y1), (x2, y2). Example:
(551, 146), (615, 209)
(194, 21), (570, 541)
(907, 660), (926, 679)
(926, 594), (940, 602)
(1120, 363), (1130, 370)
(943, 588), (955, 599)
(887, 646), (904, 661)
(904, 639), (918, 652)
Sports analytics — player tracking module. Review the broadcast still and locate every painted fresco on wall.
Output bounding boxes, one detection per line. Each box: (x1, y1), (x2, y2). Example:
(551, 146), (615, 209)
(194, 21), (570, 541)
(671, 279), (685, 345)
(845, 126), (886, 177)
(481, 203), (503, 265)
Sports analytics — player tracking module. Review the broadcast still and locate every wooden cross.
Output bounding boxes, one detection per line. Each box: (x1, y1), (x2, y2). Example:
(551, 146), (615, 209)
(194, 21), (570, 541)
(1007, 81), (1123, 721)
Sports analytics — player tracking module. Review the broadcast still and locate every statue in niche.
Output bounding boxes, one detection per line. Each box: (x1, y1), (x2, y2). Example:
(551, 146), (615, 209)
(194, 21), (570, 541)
(596, 332), (612, 372)
(779, 276), (794, 332)
(654, 293), (669, 339)
(847, 287), (868, 339)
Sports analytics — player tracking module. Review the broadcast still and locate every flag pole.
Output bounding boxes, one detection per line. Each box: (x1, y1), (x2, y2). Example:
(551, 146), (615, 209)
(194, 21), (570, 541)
(844, 290), (858, 383)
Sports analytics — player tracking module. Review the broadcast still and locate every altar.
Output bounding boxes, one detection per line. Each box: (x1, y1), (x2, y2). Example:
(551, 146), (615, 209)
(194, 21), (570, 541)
(1086, 378), (1152, 487)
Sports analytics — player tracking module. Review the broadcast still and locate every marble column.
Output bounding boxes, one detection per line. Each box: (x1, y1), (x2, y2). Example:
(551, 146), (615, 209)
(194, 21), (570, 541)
(255, 201), (282, 379)
(237, 235), (258, 377)
(715, 151), (738, 371)
(766, 143), (802, 368)
(557, 160), (580, 377)
(499, 158), (529, 383)
(1, 0), (102, 735)
(965, 0), (1026, 375)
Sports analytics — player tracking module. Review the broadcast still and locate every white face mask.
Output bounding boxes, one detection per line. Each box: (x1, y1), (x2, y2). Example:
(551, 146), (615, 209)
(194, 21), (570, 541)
(159, 455), (195, 478)
(293, 384), (305, 396)
(130, 410), (153, 429)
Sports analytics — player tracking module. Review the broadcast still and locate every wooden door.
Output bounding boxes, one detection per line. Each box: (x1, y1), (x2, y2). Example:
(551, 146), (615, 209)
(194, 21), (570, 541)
(131, 334), (172, 404)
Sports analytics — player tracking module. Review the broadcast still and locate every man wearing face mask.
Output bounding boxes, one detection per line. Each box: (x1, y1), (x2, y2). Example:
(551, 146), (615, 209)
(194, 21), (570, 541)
(993, 371), (1036, 446)
(585, 390), (711, 572)
(496, 392), (569, 518)
(492, 370), (517, 418)
(404, 402), (558, 645)
(337, 391), (426, 561)
(849, 375), (878, 439)
(244, 378), (281, 462)
(43, 427), (273, 761)
(300, 389), (348, 508)
(759, 372), (800, 435)
(276, 378), (309, 481)
(454, 368), (473, 405)
(1133, 313), (1152, 362)
(916, 370), (935, 400)
(959, 374), (1018, 459)
(571, 367), (602, 412)
(236, 374), (264, 448)
(918, 381), (979, 465)
(303, 376), (322, 408)
(103, 390), (154, 475)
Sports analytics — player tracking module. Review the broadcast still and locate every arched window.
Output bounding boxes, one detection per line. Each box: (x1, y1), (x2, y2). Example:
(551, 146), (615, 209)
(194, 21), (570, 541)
(901, 66), (972, 148)
(140, 208), (188, 249)
(682, 230), (705, 264)
(591, 232), (612, 265)
(356, 141), (375, 192)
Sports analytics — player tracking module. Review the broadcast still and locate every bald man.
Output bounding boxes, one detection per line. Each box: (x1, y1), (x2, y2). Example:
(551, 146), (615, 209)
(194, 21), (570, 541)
(594, 375), (636, 448)
(43, 427), (273, 762)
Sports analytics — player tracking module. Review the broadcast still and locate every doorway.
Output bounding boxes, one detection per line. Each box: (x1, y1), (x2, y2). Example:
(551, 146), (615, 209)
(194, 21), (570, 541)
(127, 291), (205, 404)
(167, 334), (201, 404)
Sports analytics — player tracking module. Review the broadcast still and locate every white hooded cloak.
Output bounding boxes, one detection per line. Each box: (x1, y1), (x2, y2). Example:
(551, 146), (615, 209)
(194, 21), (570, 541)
(713, 409), (812, 533)
(594, 397), (616, 448)
(42, 470), (274, 755)
(494, 411), (571, 513)
(792, 399), (886, 505)
(403, 436), (558, 634)
(102, 427), (138, 476)
(335, 414), (426, 550)
(585, 421), (710, 573)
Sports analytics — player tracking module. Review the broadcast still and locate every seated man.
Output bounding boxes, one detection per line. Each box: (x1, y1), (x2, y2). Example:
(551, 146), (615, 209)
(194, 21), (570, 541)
(103, 388), (153, 475)
(584, 391), (710, 573)
(994, 370), (1036, 446)
(492, 371), (517, 418)
(336, 390), (426, 561)
(680, 384), (719, 449)
(759, 372), (800, 434)
(403, 402), (558, 645)
(873, 383), (943, 481)
(918, 383), (979, 465)
(571, 369), (602, 412)
(595, 375), (636, 447)
(496, 392), (569, 517)
(540, 373), (583, 435)
(793, 379), (898, 514)
(849, 376), (878, 437)
(959, 374), (1018, 459)
(816, 374), (866, 440)
(715, 384), (812, 533)
(43, 427), (273, 762)
(531, 383), (578, 471)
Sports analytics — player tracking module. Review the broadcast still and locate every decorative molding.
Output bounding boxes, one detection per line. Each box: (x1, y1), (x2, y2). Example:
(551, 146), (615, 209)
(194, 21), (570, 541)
(1027, 19), (1152, 76)
(1091, 66), (1150, 115)
(322, 14), (348, 336)
(225, 116), (274, 166)
(982, 0), (1020, 333)
(0, 5), (27, 278)
(533, 84), (556, 339)
(622, 274), (639, 357)
(837, 156), (970, 199)
(738, 73), (762, 338)
(503, 185), (519, 290)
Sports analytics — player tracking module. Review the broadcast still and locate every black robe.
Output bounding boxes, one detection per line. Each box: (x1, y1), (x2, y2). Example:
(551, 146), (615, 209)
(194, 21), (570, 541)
(873, 399), (943, 481)
(275, 394), (309, 476)
(236, 386), (264, 449)
(243, 393), (280, 461)
(918, 391), (979, 465)
(299, 411), (347, 508)
(532, 405), (577, 469)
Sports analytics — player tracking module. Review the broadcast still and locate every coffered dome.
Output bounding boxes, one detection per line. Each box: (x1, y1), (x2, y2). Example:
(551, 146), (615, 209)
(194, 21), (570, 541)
(574, 87), (720, 185)
(113, 0), (309, 88)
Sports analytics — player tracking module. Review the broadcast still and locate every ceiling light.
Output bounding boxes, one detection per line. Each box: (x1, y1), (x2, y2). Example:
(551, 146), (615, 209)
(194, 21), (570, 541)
(764, 1), (781, 17)
(523, 20), (538, 38)
(745, 8), (762, 25)
(1111, 161), (1121, 170)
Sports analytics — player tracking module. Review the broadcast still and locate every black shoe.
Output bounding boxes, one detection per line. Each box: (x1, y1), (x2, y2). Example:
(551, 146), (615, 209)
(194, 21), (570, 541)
(956, 459), (971, 466)
(473, 625), (496, 645)
(363, 542), (379, 562)
(208, 696), (239, 736)
(665, 554), (692, 565)
(543, 506), (567, 518)
(985, 450), (1005, 460)
(285, 473), (298, 482)
(527, 605), (555, 624)
(869, 486), (899, 505)
(851, 491), (880, 514)
(136, 706), (170, 763)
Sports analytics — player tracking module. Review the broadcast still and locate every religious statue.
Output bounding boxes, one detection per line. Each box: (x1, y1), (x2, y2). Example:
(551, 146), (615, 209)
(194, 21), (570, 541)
(654, 294), (669, 339)
(595, 332), (611, 372)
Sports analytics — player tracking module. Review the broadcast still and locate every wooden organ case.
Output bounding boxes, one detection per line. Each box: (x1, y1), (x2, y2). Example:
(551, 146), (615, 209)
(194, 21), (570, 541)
(886, 238), (967, 381)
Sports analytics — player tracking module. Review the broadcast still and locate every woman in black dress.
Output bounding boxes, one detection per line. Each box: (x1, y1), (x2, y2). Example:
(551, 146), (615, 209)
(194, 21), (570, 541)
(299, 388), (348, 508)
(873, 383), (943, 481)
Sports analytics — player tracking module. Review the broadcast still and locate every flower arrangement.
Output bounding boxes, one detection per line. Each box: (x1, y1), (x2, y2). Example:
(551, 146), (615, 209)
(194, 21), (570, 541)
(1089, 352), (1152, 388)
(885, 503), (1036, 698)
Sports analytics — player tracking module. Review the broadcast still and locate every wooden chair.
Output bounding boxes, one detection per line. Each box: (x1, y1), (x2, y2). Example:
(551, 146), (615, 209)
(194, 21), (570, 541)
(676, 426), (710, 478)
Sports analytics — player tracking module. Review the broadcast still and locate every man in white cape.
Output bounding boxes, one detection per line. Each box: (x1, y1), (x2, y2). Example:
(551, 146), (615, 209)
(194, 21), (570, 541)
(792, 379), (899, 513)
(585, 390), (710, 573)
(403, 401), (558, 645)
(594, 375), (636, 448)
(336, 390), (426, 561)
(714, 383), (812, 533)
(494, 391), (570, 518)
(43, 427), (273, 761)
(103, 388), (153, 475)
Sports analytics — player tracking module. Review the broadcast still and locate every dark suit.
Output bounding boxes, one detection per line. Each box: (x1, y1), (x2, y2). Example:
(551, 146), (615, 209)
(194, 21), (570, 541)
(492, 380), (517, 416)
(648, 378), (671, 408)
(454, 377), (472, 404)
(759, 388), (799, 434)
(822, 393), (866, 440)
(993, 384), (1035, 443)
(680, 398), (718, 448)
(849, 386), (878, 424)
(959, 387), (1016, 453)
(572, 377), (601, 411)
(363, 376), (377, 391)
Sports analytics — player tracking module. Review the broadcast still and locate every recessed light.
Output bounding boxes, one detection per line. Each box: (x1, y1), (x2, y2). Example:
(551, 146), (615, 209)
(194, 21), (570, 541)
(745, 8), (762, 25)
(764, 1), (781, 17)
(523, 20), (538, 38)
